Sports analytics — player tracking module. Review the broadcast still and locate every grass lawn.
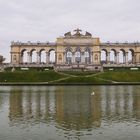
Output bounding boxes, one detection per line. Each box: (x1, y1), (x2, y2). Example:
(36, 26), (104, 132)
(1, 70), (140, 84)
(0, 70), (67, 83)
(96, 71), (140, 82)
(61, 71), (98, 76)
(55, 76), (111, 84)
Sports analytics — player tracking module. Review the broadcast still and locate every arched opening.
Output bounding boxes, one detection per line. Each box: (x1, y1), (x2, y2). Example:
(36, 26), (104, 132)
(119, 49), (125, 64)
(101, 49), (107, 64)
(31, 49), (37, 63)
(49, 49), (55, 63)
(75, 48), (81, 64)
(66, 50), (72, 64)
(21, 49), (28, 63)
(40, 49), (46, 63)
(110, 49), (117, 64)
(85, 48), (90, 64)
(128, 49), (134, 64)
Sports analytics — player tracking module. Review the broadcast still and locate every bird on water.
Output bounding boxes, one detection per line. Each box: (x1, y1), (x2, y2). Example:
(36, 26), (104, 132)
(91, 91), (95, 95)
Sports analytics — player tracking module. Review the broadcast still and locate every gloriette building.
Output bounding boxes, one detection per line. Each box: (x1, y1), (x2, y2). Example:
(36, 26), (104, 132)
(10, 29), (140, 71)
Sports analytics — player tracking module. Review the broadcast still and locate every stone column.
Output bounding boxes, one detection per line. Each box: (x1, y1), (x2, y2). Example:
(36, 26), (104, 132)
(91, 52), (93, 63)
(125, 52), (128, 65)
(55, 52), (57, 64)
(46, 52), (49, 64)
(20, 54), (23, 64)
(115, 54), (117, 64)
(117, 52), (119, 64)
(29, 55), (32, 63)
(123, 54), (126, 64)
(132, 54), (135, 64)
(39, 53), (41, 63)
(10, 53), (12, 64)
(27, 52), (31, 63)
(81, 52), (85, 63)
(37, 52), (40, 64)
(72, 52), (75, 64)
(107, 52), (110, 64)
(63, 52), (66, 64)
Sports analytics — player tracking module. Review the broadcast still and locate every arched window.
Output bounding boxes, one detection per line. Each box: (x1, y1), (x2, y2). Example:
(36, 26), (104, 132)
(66, 51), (72, 64)
(119, 49), (125, 64)
(40, 49), (46, 63)
(101, 49), (107, 64)
(21, 49), (28, 63)
(49, 50), (56, 63)
(110, 49), (117, 64)
(75, 48), (81, 63)
(85, 48), (90, 64)
(30, 49), (37, 63)
(128, 49), (134, 64)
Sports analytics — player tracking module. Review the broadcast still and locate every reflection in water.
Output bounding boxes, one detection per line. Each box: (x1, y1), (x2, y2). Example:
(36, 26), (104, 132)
(8, 86), (101, 130)
(133, 91), (140, 119)
(55, 87), (101, 130)
(9, 88), (23, 121)
(8, 86), (140, 128)
(0, 86), (140, 140)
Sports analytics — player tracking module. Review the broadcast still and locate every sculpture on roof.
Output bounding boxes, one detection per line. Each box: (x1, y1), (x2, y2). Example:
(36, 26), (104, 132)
(64, 28), (92, 37)
(85, 31), (92, 37)
(73, 28), (82, 36)
(64, 31), (71, 37)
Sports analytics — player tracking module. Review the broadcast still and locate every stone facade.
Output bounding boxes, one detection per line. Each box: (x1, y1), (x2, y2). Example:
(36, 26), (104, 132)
(10, 29), (140, 71)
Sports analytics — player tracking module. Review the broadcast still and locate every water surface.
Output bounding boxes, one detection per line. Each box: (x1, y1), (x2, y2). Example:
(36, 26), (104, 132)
(0, 85), (140, 140)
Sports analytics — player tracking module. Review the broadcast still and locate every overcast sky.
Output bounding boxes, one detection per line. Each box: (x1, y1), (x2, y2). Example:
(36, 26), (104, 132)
(0, 0), (140, 62)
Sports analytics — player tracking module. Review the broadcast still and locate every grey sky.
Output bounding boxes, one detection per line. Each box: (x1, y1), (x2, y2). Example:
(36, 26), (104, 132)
(0, 0), (140, 62)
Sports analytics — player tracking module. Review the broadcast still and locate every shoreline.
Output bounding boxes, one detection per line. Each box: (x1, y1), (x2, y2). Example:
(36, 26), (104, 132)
(1, 82), (140, 86)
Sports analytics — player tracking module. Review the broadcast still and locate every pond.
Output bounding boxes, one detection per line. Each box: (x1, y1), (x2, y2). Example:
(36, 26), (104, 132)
(0, 85), (140, 140)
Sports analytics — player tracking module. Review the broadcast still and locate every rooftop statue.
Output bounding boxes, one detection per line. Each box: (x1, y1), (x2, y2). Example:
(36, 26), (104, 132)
(64, 29), (92, 38)
(85, 31), (92, 37)
(73, 28), (82, 36)
(64, 31), (71, 37)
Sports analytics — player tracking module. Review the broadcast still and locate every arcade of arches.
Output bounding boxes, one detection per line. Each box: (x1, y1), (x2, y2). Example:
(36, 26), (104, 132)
(11, 29), (140, 71)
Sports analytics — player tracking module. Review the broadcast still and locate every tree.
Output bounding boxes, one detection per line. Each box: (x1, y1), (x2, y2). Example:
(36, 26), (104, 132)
(0, 55), (5, 64)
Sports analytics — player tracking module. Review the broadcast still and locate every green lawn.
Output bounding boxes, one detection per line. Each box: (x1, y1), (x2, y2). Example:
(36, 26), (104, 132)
(55, 76), (111, 84)
(0, 71), (67, 83)
(60, 71), (98, 76)
(96, 71), (140, 82)
(0, 70), (140, 84)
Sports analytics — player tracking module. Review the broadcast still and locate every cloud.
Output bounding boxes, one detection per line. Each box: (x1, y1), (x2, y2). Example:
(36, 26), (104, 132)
(0, 0), (140, 62)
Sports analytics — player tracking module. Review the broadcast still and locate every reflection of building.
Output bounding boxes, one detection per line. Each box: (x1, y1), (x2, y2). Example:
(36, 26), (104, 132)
(133, 90), (140, 119)
(8, 86), (140, 128)
(55, 87), (101, 129)
(9, 86), (60, 125)
(10, 29), (140, 71)
(8, 86), (101, 129)
(9, 88), (23, 121)
(100, 86), (140, 120)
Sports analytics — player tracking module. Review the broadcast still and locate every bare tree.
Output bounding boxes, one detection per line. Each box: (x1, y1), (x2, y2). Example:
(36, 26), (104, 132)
(0, 55), (5, 65)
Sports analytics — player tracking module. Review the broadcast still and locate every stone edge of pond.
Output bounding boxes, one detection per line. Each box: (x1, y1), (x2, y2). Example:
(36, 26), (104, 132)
(0, 82), (140, 86)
